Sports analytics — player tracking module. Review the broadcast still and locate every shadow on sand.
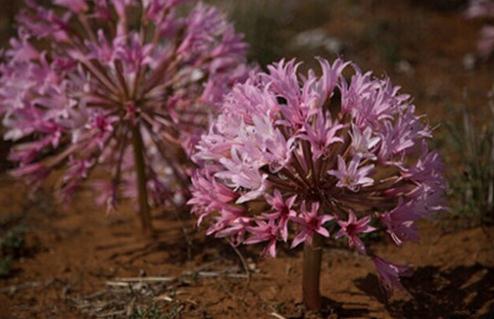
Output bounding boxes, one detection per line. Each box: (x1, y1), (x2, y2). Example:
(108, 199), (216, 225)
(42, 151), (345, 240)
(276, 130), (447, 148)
(355, 263), (494, 318)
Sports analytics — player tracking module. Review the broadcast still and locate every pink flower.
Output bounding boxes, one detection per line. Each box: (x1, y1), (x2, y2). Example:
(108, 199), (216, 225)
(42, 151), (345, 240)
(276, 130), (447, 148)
(263, 59), (303, 117)
(402, 142), (443, 185)
(188, 169), (240, 225)
(299, 110), (344, 160)
(478, 26), (494, 58)
(335, 211), (376, 254)
(379, 201), (420, 246)
(465, 1), (494, 58)
(466, 0), (494, 18)
(378, 106), (431, 162)
(189, 58), (445, 283)
(291, 202), (334, 248)
(216, 147), (268, 203)
(349, 124), (380, 159)
(5, 31), (39, 62)
(1, 0), (249, 210)
(372, 256), (411, 294)
(209, 209), (249, 245)
(328, 155), (374, 191)
(264, 190), (297, 241)
(252, 115), (295, 171)
(314, 58), (350, 108)
(245, 218), (280, 257)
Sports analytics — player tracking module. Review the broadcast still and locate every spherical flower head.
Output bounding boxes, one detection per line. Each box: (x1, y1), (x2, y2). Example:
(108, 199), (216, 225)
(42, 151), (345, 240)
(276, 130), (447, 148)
(189, 58), (446, 293)
(0, 0), (249, 210)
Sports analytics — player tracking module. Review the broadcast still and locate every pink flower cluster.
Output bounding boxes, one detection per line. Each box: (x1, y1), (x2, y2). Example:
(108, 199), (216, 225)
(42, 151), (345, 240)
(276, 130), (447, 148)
(0, 0), (248, 210)
(466, 0), (494, 58)
(189, 58), (445, 293)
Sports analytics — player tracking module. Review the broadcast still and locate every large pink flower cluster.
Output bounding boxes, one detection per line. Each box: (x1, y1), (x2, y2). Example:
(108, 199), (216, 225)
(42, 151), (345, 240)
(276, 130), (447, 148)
(466, 0), (494, 58)
(0, 0), (248, 210)
(189, 58), (445, 293)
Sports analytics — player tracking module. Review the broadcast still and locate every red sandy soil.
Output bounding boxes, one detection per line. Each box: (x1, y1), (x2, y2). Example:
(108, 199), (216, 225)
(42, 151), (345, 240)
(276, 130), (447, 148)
(1, 0), (494, 318)
(0, 177), (493, 319)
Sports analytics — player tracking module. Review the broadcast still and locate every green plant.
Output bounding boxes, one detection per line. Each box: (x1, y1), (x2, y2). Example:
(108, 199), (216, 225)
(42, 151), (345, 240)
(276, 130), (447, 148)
(130, 304), (164, 319)
(130, 303), (183, 319)
(0, 257), (12, 278)
(0, 226), (26, 258)
(446, 101), (494, 225)
(365, 20), (401, 65)
(207, 0), (333, 66)
(206, 0), (291, 65)
(0, 226), (26, 278)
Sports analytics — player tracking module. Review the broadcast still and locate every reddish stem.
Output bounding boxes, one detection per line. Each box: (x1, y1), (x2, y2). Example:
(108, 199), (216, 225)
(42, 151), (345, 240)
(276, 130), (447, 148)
(303, 234), (323, 311)
(131, 124), (154, 236)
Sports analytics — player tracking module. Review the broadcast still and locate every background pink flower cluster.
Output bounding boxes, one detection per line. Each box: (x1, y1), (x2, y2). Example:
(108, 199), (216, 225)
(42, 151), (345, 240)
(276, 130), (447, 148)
(189, 58), (446, 293)
(0, 0), (249, 210)
(466, 0), (494, 58)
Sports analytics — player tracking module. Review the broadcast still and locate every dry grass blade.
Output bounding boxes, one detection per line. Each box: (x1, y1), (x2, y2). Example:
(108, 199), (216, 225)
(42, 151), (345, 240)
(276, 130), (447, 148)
(112, 276), (176, 283)
(270, 312), (287, 319)
(0, 281), (40, 294)
(229, 241), (251, 281)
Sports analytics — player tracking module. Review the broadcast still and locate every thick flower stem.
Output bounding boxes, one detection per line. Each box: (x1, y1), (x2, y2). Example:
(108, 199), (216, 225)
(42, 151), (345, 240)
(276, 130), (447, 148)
(303, 234), (323, 311)
(131, 124), (154, 236)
